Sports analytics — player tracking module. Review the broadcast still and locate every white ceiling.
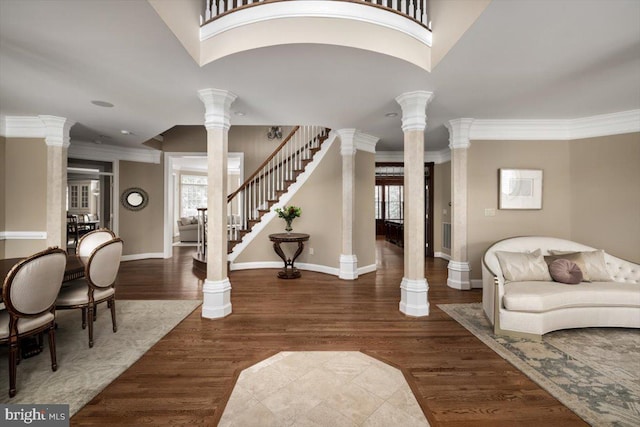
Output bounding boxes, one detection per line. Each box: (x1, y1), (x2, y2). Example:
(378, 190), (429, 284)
(1, 0), (639, 152)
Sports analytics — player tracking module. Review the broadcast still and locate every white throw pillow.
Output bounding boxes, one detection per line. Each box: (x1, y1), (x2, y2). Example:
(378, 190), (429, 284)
(495, 250), (552, 282)
(549, 249), (613, 281)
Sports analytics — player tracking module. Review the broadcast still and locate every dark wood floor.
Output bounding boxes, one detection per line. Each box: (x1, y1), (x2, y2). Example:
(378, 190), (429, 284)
(71, 239), (586, 426)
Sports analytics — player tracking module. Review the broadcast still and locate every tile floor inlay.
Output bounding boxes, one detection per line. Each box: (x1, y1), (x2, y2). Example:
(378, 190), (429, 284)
(219, 351), (429, 427)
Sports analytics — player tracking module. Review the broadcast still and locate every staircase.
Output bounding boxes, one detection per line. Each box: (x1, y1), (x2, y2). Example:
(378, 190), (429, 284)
(226, 125), (330, 253)
(192, 125), (331, 269)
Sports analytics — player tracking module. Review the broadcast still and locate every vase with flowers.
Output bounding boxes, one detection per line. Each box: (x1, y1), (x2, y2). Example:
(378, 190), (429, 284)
(275, 205), (301, 234)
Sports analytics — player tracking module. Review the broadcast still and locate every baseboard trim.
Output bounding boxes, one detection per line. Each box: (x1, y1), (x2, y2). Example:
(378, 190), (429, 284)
(358, 264), (377, 275)
(470, 279), (483, 289)
(434, 252), (451, 260)
(122, 252), (165, 261)
(230, 261), (341, 277)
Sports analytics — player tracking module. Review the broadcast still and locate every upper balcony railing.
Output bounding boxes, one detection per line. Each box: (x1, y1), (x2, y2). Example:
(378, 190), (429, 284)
(202, 0), (431, 30)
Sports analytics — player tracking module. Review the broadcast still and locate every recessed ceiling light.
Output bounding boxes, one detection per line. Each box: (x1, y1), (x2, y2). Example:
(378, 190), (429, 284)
(120, 130), (133, 135)
(385, 112), (398, 118)
(91, 100), (114, 108)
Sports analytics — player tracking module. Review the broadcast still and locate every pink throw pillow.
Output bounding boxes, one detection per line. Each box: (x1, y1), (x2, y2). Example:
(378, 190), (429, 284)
(549, 259), (583, 285)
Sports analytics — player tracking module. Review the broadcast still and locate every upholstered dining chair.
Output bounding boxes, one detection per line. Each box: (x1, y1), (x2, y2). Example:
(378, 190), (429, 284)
(76, 228), (116, 264)
(56, 238), (123, 348)
(0, 247), (67, 397)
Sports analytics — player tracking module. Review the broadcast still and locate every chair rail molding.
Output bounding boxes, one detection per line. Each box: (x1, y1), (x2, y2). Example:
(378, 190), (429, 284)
(0, 231), (47, 241)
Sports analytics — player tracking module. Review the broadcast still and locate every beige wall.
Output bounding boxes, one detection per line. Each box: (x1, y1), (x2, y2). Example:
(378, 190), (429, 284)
(354, 151), (376, 269)
(467, 140), (573, 279)
(466, 132), (640, 279)
(235, 139), (376, 273)
(433, 161), (451, 256)
(0, 136), (5, 258)
(569, 133), (640, 261)
(158, 126), (207, 153)
(3, 138), (48, 258)
(235, 140), (343, 269)
(157, 125), (293, 181)
(119, 159), (165, 256)
(229, 126), (295, 180)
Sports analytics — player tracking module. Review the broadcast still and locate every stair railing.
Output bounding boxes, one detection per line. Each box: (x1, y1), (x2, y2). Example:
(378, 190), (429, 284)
(227, 125), (329, 246)
(202, 0), (431, 30)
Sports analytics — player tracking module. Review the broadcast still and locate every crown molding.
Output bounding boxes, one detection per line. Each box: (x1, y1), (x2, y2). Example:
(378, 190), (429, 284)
(69, 140), (161, 164)
(469, 109), (640, 141)
(1, 116), (46, 138)
(376, 149), (450, 164)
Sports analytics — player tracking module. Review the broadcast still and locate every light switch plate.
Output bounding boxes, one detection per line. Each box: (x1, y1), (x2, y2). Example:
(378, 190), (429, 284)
(485, 208), (496, 217)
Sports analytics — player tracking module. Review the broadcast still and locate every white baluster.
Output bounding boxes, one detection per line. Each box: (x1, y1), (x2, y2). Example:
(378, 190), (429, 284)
(400, 0), (407, 16)
(409, 0), (415, 18)
(392, 0), (398, 10)
(218, 0), (224, 16)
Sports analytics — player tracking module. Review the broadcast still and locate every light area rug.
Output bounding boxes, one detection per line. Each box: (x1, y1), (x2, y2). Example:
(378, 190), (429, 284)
(439, 303), (640, 427)
(0, 300), (200, 415)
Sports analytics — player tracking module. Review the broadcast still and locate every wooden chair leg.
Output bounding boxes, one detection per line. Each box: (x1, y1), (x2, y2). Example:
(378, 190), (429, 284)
(9, 339), (18, 397)
(93, 304), (97, 322)
(48, 326), (58, 372)
(82, 308), (87, 329)
(110, 299), (117, 333)
(87, 305), (94, 348)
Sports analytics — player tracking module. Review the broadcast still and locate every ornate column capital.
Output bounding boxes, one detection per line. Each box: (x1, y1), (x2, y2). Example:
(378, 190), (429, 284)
(395, 91), (434, 132)
(197, 88), (237, 130)
(336, 129), (379, 156)
(446, 118), (474, 150)
(39, 115), (74, 148)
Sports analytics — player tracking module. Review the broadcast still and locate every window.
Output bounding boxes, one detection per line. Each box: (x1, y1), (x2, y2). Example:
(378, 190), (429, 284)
(181, 174), (208, 217)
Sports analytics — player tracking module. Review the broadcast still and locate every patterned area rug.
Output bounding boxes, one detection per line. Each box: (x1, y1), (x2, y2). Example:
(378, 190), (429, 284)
(0, 300), (200, 415)
(439, 303), (640, 427)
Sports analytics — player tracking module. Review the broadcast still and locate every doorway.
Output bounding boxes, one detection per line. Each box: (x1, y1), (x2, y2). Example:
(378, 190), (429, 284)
(375, 162), (434, 257)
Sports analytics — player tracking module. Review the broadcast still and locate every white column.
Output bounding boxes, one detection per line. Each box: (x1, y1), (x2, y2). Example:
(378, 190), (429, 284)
(336, 129), (380, 280)
(395, 91), (434, 317)
(198, 88), (237, 319)
(445, 118), (474, 290)
(40, 116), (74, 250)
(337, 129), (358, 280)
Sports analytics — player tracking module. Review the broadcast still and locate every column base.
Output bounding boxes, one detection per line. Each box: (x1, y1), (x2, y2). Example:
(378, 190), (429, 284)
(202, 278), (232, 319)
(339, 254), (358, 280)
(399, 277), (429, 317)
(447, 261), (471, 290)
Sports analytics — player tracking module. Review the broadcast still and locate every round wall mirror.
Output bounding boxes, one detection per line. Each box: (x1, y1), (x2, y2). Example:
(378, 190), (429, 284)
(121, 187), (149, 211)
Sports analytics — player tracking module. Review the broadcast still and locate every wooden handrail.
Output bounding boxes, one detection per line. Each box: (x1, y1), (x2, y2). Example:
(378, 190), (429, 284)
(227, 125), (300, 202)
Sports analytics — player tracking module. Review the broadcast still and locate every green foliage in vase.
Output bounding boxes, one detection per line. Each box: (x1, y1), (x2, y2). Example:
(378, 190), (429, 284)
(275, 205), (302, 221)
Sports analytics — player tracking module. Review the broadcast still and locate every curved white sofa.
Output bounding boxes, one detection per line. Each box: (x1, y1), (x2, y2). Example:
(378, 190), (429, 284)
(482, 236), (640, 339)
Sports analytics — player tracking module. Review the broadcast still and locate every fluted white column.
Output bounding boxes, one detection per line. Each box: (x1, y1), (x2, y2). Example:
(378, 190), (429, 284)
(445, 118), (474, 290)
(395, 90), (434, 316)
(40, 115), (74, 250)
(198, 88), (237, 319)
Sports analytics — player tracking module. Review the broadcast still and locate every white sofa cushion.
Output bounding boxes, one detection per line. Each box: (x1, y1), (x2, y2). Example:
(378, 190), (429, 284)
(503, 281), (640, 313)
(495, 250), (551, 282)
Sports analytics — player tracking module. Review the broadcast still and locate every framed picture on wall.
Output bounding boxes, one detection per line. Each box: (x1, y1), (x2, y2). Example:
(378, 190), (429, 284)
(499, 169), (543, 209)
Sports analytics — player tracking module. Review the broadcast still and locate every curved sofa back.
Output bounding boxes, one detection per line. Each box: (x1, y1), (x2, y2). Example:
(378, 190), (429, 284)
(483, 236), (640, 284)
